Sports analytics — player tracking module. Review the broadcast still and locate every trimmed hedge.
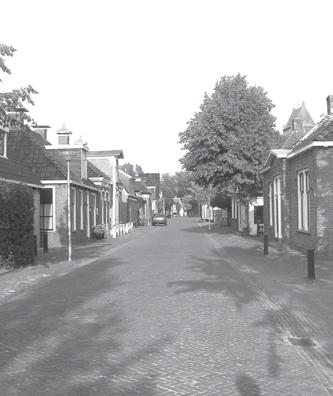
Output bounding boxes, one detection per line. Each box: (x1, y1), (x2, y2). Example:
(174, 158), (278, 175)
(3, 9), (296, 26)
(0, 181), (35, 268)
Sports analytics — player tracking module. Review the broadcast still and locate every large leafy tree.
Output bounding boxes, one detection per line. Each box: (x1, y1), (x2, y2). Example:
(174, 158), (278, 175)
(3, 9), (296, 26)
(0, 44), (37, 127)
(119, 162), (144, 178)
(179, 74), (279, 199)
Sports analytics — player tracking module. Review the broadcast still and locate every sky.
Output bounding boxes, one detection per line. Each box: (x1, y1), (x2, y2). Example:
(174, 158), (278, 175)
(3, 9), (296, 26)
(1, 0), (333, 174)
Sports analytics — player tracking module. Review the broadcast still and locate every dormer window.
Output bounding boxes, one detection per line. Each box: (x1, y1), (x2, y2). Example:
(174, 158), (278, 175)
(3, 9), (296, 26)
(0, 128), (8, 158)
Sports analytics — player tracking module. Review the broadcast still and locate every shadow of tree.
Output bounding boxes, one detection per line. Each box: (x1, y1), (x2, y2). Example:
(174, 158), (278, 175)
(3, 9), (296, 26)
(235, 373), (262, 395)
(168, 254), (259, 311)
(0, 254), (173, 394)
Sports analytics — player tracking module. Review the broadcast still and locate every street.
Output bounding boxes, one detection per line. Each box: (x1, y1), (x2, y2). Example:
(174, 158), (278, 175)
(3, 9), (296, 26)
(0, 217), (332, 395)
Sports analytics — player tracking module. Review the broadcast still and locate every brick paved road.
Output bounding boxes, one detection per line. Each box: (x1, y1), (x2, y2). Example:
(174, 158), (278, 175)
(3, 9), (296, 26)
(0, 217), (331, 395)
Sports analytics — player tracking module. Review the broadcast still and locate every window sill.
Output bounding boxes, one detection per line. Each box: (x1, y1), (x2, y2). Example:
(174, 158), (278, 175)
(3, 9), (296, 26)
(296, 229), (311, 235)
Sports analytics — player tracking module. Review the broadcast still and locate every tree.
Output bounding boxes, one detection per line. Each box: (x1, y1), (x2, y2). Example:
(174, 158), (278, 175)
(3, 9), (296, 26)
(119, 162), (145, 178)
(179, 74), (279, 199)
(0, 44), (37, 127)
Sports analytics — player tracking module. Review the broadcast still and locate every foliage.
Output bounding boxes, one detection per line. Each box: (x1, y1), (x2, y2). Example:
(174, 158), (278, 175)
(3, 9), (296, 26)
(120, 162), (144, 178)
(0, 181), (35, 268)
(160, 171), (207, 209)
(0, 43), (37, 127)
(179, 74), (279, 199)
(92, 224), (105, 239)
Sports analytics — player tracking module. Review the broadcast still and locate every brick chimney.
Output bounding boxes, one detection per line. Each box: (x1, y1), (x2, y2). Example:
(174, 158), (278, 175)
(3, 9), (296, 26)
(32, 124), (51, 141)
(326, 95), (333, 115)
(56, 124), (72, 145)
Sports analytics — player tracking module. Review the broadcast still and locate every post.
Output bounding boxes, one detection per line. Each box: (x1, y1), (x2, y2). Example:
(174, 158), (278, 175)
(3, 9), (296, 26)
(43, 233), (48, 253)
(307, 249), (315, 280)
(263, 235), (268, 255)
(208, 189), (211, 231)
(67, 159), (72, 262)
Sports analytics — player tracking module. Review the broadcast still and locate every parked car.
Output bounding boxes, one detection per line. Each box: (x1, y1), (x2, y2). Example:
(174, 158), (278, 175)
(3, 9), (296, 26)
(152, 213), (167, 226)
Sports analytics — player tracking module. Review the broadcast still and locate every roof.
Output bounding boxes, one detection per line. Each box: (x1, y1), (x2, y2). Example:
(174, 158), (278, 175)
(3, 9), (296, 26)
(87, 160), (110, 180)
(134, 179), (150, 194)
(283, 102), (314, 132)
(0, 156), (42, 187)
(119, 170), (135, 195)
(56, 124), (72, 135)
(262, 115), (333, 173)
(88, 150), (124, 159)
(6, 127), (97, 190)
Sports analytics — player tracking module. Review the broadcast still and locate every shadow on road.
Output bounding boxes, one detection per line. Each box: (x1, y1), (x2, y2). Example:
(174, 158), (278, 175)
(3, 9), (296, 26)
(0, 255), (173, 395)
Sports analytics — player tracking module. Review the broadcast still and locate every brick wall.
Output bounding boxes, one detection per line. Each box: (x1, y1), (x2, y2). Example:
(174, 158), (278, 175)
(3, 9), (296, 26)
(287, 150), (316, 252)
(262, 157), (284, 242)
(315, 147), (333, 255)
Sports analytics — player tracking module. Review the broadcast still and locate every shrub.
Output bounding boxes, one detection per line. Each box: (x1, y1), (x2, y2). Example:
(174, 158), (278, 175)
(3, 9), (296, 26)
(0, 181), (35, 268)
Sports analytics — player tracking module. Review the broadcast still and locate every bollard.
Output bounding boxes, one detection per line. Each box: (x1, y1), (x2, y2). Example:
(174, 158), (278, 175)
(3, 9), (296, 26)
(307, 249), (315, 280)
(43, 233), (48, 253)
(263, 235), (268, 255)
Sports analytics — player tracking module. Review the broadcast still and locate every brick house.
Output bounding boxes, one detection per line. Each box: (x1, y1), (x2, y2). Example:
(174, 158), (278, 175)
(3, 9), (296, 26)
(0, 125), (42, 249)
(142, 173), (160, 214)
(134, 179), (152, 225)
(119, 170), (139, 225)
(7, 125), (100, 248)
(261, 96), (333, 255)
(87, 150), (124, 238)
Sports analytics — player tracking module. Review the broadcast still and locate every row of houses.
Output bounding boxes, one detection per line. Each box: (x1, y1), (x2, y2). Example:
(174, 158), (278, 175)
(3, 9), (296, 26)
(231, 95), (333, 256)
(0, 117), (161, 256)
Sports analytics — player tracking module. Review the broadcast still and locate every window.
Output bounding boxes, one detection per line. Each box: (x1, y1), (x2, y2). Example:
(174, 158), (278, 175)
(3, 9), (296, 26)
(72, 188), (77, 230)
(268, 183), (273, 226)
(0, 130), (7, 157)
(80, 190), (84, 230)
(92, 193), (97, 226)
(297, 169), (310, 231)
(40, 188), (54, 230)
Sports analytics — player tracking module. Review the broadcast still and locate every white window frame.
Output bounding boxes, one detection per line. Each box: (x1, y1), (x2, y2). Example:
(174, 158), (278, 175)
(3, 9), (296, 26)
(297, 169), (310, 231)
(80, 190), (84, 230)
(72, 187), (77, 231)
(273, 176), (282, 239)
(0, 129), (7, 158)
(101, 191), (105, 224)
(93, 193), (97, 226)
(268, 183), (273, 226)
(40, 186), (56, 231)
(231, 198), (237, 219)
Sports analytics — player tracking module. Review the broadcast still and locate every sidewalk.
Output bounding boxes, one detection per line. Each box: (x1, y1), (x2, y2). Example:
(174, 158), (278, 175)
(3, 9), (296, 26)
(202, 222), (333, 391)
(0, 226), (151, 303)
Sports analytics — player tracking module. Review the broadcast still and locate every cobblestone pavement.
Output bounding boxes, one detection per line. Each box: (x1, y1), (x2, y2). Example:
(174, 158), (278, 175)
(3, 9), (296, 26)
(0, 217), (332, 395)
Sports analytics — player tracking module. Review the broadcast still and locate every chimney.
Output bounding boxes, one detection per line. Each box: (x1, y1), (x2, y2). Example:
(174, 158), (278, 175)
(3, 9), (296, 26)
(326, 95), (333, 115)
(33, 124), (51, 141)
(56, 124), (72, 145)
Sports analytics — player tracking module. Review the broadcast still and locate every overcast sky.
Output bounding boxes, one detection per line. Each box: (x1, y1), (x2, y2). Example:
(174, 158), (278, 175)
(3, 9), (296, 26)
(1, 0), (333, 174)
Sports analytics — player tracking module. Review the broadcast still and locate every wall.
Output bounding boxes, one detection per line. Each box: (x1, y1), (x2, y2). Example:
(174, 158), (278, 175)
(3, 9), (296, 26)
(287, 150), (316, 253)
(315, 147), (333, 255)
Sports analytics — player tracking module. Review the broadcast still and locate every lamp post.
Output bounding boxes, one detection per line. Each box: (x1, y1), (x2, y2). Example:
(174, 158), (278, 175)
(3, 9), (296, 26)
(66, 159), (72, 262)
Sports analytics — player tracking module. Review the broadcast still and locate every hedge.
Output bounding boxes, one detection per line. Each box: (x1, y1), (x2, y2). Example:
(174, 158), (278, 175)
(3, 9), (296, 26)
(0, 181), (35, 268)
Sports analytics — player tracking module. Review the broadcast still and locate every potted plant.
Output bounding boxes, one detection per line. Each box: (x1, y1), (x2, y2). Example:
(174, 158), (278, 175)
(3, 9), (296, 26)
(92, 224), (105, 240)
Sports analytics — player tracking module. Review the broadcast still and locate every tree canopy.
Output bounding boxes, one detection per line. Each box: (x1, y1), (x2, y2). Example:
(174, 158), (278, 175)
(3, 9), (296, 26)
(119, 162), (144, 178)
(179, 74), (279, 198)
(0, 44), (37, 127)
